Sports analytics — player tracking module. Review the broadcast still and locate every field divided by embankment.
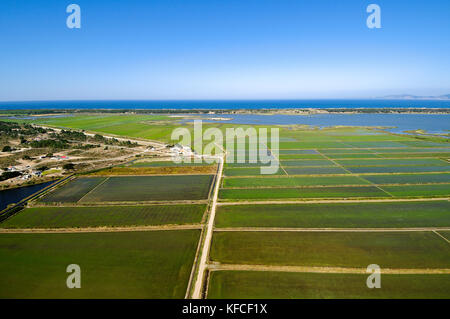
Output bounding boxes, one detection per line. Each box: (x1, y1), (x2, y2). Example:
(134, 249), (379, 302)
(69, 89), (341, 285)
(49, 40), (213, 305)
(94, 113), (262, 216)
(5, 115), (450, 299)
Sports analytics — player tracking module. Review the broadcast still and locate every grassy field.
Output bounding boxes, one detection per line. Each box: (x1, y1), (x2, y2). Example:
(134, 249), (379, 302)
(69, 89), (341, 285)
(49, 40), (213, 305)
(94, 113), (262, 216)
(0, 230), (200, 298)
(210, 231), (450, 268)
(79, 175), (214, 202)
(215, 201), (450, 228)
(40, 178), (106, 203)
(219, 186), (388, 200)
(207, 271), (450, 299)
(1, 204), (206, 228)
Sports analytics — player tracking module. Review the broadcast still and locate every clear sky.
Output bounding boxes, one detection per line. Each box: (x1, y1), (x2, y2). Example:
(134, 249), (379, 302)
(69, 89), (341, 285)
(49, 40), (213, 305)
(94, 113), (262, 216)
(0, 0), (449, 101)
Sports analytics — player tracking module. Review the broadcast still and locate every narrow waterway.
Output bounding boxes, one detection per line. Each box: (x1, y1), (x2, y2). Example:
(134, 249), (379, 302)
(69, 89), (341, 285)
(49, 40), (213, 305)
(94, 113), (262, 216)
(0, 181), (53, 211)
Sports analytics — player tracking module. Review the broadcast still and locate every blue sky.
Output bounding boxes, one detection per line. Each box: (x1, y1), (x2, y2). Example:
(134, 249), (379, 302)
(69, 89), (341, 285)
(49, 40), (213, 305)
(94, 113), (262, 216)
(0, 0), (449, 101)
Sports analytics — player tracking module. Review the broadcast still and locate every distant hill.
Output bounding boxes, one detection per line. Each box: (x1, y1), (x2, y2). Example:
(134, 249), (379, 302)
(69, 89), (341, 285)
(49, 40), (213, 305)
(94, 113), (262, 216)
(378, 94), (450, 100)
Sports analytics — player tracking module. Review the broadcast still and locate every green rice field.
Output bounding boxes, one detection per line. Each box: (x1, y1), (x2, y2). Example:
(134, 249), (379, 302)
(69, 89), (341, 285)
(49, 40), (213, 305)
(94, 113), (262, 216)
(223, 175), (369, 188)
(215, 201), (450, 228)
(40, 177), (106, 203)
(210, 231), (450, 268)
(363, 173), (450, 185)
(0, 230), (200, 298)
(219, 186), (388, 200)
(383, 184), (450, 197)
(346, 165), (450, 174)
(336, 158), (447, 166)
(1, 204), (206, 228)
(207, 271), (450, 299)
(78, 175), (214, 202)
(280, 159), (337, 167)
(224, 167), (285, 176)
(12, 114), (450, 299)
(283, 167), (349, 175)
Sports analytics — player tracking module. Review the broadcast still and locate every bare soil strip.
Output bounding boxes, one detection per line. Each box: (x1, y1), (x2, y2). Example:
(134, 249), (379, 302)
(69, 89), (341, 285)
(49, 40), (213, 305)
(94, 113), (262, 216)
(214, 227), (450, 232)
(218, 197), (450, 206)
(0, 224), (203, 234)
(207, 263), (450, 274)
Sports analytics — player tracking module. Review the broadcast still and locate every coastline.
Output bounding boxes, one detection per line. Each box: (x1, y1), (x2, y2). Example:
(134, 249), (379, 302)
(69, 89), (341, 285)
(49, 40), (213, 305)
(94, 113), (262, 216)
(1, 107), (450, 116)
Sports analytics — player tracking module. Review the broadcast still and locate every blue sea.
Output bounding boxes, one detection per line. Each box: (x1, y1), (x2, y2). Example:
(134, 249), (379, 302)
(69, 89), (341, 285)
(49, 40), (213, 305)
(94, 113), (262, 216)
(1, 99), (450, 110)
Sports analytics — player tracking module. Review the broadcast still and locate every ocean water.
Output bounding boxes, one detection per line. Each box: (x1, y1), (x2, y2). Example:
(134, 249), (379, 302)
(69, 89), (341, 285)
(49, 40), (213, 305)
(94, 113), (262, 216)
(1, 99), (450, 110)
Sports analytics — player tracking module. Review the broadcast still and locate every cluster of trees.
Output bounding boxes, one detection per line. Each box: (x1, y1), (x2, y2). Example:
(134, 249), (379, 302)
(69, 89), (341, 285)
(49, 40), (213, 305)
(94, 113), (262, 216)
(92, 134), (138, 147)
(29, 139), (69, 149)
(73, 143), (100, 150)
(1, 121), (138, 156)
(0, 121), (21, 138)
(0, 121), (48, 139)
(0, 171), (22, 181)
(52, 130), (87, 141)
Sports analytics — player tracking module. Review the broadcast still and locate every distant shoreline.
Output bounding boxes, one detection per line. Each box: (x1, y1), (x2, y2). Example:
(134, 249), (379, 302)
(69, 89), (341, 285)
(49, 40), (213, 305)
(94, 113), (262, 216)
(1, 99), (450, 111)
(2, 107), (450, 115)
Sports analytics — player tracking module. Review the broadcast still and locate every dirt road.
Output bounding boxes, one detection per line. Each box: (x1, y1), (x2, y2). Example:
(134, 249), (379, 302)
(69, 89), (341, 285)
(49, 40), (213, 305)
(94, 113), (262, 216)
(207, 263), (450, 274)
(192, 156), (224, 299)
